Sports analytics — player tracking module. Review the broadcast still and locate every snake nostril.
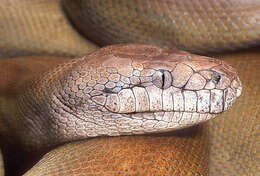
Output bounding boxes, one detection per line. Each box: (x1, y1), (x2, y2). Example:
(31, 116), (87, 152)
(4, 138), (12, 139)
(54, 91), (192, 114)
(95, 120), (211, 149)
(152, 70), (172, 89)
(212, 72), (221, 84)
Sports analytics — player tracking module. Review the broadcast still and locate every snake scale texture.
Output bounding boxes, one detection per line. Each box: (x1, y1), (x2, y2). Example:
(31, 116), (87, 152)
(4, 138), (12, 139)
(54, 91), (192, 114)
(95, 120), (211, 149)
(62, 0), (260, 54)
(0, 0), (259, 176)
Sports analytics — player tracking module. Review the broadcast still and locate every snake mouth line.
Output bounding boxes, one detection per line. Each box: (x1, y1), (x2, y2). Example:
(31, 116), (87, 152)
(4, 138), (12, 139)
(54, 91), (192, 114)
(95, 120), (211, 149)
(124, 110), (221, 115)
(125, 111), (219, 124)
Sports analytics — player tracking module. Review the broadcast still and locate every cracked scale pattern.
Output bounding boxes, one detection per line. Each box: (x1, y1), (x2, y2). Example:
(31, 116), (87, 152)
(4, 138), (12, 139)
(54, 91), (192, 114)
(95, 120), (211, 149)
(12, 44), (241, 151)
(24, 127), (210, 176)
(0, 0), (98, 58)
(63, 0), (260, 53)
(22, 48), (259, 176)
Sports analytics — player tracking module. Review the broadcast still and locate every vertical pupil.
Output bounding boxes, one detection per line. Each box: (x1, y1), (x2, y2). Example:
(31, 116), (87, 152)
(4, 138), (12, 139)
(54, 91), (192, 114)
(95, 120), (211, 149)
(160, 69), (165, 87)
(152, 70), (172, 89)
(162, 72), (165, 87)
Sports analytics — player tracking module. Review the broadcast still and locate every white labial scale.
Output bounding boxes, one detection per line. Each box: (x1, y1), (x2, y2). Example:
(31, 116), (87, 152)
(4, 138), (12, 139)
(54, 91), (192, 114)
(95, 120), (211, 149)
(143, 113), (155, 120)
(146, 85), (163, 111)
(154, 121), (168, 129)
(167, 121), (179, 129)
(183, 90), (197, 112)
(179, 112), (193, 125)
(224, 87), (235, 110)
(173, 88), (184, 111)
(197, 90), (210, 113)
(162, 112), (174, 122)
(162, 87), (174, 111)
(199, 113), (208, 122)
(132, 87), (149, 112)
(196, 113), (216, 124)
(206, 113), (216, 120)
(168, 112), (195, 129)
(190, 112), (200, 124)
(210, 89), (224, 113)
(154, 112), (164, 121)
(118, 89), (136, 113)
(142, 120), (157, 129)
(172, 112), (183, 123)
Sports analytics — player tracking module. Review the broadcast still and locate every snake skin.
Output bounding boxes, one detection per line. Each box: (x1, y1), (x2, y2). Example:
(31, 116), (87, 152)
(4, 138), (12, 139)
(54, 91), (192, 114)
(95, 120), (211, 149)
(0, 0), (98, 58)
(24, 127), (210, 176)
(0, 56), (70, 176)
(0, 0), (258, 176)
(0, 44), (241, 151)
(62, 0), (260, 54)
(23, 50), (259, 176)
(0, 44), (242, 175)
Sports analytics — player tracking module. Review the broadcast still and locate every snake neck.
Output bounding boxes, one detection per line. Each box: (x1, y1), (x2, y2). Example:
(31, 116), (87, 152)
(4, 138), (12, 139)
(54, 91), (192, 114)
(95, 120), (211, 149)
(0, 57), (69, 150)
(0, 45), (242, 151)
(13, 45), (242, 151)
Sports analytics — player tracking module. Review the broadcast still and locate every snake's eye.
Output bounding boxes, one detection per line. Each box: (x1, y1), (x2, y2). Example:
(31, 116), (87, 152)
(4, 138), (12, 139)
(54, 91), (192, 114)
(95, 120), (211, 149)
(212, 73), (221, 84)
(152, 70), (172, 89)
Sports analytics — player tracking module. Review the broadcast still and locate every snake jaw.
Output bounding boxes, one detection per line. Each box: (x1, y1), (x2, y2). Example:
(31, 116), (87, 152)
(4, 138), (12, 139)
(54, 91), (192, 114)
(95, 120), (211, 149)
(222, 77), (242, 111)
(93, 60), (242, 132)
(16, 44), (242, 149)
(72, 44), (242, 134)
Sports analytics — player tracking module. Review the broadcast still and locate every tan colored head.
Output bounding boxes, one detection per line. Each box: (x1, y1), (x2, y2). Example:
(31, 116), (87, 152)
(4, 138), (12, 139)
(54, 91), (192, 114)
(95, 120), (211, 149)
(19, 44), (242, 149)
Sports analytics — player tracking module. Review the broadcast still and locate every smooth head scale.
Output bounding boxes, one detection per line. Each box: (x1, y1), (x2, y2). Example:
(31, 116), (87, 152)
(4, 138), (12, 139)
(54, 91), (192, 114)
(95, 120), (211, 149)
(18, 44), (242, 149)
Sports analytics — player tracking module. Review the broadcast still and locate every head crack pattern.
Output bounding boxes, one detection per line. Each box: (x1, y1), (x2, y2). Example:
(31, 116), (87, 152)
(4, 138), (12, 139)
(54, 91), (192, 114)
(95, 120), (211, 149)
(17, 44), (242, 149)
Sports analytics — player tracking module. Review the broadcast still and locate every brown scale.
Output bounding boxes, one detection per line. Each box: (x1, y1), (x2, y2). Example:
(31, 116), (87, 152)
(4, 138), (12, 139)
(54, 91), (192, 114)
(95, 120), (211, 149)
(0, 44), (244, 175)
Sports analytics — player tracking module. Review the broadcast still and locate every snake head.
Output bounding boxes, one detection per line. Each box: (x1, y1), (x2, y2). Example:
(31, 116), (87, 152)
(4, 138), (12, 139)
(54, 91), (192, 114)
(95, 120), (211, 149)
(67, 44), (242, 133)
(23, 44), (242, 148)
(84, 44), (242, 113)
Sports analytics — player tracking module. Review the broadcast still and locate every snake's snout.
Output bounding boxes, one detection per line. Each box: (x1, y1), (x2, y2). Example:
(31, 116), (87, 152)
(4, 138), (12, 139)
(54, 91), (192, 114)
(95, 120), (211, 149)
(225, 75), (242, 109)
(236, 86), (242, 97)
(233, 77), (242, 98)
(212, 62), (242, 112)
(21, 44), (245, 143)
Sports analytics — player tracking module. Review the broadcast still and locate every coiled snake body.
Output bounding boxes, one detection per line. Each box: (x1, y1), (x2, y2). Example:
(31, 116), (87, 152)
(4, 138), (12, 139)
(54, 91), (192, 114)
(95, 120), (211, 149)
(1, 0), (258, 175)
(1, 44), (242, 150)
(0, 44), (242, 175)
